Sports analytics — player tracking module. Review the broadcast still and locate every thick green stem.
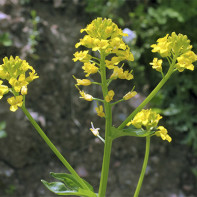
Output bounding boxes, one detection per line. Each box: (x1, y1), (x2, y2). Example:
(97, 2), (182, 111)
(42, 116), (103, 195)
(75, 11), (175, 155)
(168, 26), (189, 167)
(133, 136), (150, 197)
(21, 105), (89, 191)
(98, 51), (113, 197)
(118, 66), (174, 130)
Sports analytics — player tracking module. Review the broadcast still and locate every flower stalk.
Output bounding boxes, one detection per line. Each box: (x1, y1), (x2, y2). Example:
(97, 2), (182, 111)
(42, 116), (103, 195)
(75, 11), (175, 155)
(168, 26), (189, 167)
(21, 105), (89, 191)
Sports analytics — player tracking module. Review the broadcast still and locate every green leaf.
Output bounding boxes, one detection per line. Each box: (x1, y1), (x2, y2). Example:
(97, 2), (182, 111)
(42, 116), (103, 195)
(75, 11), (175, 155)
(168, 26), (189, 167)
(51, 172), (81, 190)
(41, 180), (97, 196)
(111, 126), (152, 140)
(50, 172), (94, 192)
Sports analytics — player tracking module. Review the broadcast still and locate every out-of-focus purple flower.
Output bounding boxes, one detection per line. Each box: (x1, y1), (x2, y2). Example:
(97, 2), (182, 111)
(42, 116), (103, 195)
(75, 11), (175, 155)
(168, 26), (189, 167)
(123, 28), (136, 44)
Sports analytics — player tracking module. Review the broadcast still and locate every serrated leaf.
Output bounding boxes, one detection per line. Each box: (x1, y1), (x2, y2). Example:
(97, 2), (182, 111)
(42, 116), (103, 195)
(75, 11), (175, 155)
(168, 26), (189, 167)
(41, 180), (96, 197)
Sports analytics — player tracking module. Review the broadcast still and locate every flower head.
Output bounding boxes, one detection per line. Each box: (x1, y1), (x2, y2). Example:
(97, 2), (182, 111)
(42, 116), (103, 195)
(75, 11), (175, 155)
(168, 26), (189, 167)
(0, 56), (39, 112)
(128, 109), (162, 130)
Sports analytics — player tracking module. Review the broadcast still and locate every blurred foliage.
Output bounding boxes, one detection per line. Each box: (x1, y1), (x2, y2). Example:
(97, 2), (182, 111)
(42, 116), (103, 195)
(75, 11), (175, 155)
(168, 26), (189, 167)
(84, 0), (197, 152)
(0, 33), (12, 47)
(19, 0), (31, 5)
(28, 10), (40, 57)
(0, 121), (7, 139)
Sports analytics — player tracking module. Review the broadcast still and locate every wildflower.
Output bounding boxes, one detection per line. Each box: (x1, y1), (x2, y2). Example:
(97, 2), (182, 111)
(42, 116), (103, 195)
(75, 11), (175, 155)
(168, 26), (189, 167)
(82, 62), (99, 77)
(123, 91), (137, 100)
(150, 58), (163, 72)
(0, 80), (8, 99)
(92, 39), (109, 51)
(105, 90), (115, 102)
(128, 109), (162, 131)
(168, 32), (192, 55)
(79, 90), (93, 101)
(73, 76), (91, 86)
(95, 105), (105, 117)
(151, 34), (171, 57)
(0, 56), (38, 112)
(110, 66), (133, 80)
(75, 85), (93, 101)
(176, 51), (197, 72)
(122, 28), (136, 44)
(74, 17), (134, 66)
(7, 95), (23, 112)
(9, 74), (28, 92)
(26, 70), (39, 82)
(155, 126), (172, 142)
(73, 51), (92, 63)
(90, 122), (100, 136)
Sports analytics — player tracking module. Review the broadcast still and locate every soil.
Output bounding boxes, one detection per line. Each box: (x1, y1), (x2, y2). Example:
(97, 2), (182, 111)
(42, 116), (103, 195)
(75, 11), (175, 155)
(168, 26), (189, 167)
(0, 1), (196, 197)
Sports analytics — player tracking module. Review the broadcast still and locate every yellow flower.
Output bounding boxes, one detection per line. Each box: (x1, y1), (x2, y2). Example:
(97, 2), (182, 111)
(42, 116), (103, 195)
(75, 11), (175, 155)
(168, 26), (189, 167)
(9, 74), (28, 92)
(128, 109), (162, 130)
(73, 51), (92, 62)
(176, 51), (197, 72)
(95, 105), (105, 117)
(75, 17), (134, 68)
(0, 56), (38, 94)
(151, 32), (195, 62)
(73, 76), (91, 86)
(7, 95), (23, 112)
(151, 34), (171, 57)
(77, 79), (91, 86)
(123, 91), (137, 100)
(79, 90), (93, 101)
(105, 90), (115, 102)
(0, 80), (9, 99)
(92, 39), (109, 51)
(82, 62), (98, 77)
(110, 66), (133, 80)
(26, 70), (39, 82)
(150, 58), (163, 72)
(155, 126), (172, 142)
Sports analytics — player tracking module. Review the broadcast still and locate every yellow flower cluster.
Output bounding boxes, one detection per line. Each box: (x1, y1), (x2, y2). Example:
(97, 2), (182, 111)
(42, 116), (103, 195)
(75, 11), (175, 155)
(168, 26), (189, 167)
(73, 18), (135, 103)
(151, 32), (197, 72)
(127, 109), (171, 142)
(127, 109), (162, 130)
(0, 56), (39, 112)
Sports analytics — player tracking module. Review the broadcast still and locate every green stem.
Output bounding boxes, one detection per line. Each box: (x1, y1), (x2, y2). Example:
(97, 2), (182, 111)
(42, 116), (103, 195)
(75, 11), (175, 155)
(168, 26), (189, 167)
(133, 136), (150, 197)
(21, 105), (89, 191)
(118, 66), (174, 130)
(98, 51), (113, 197)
